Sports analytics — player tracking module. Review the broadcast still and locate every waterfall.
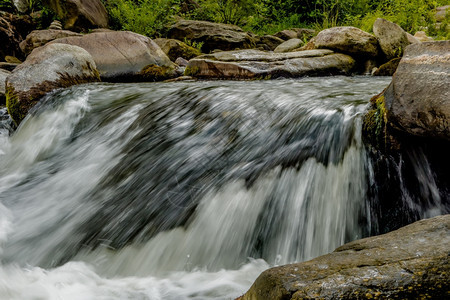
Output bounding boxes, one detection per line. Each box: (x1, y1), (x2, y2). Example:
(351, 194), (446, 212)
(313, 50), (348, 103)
(0, 77), (447, 299)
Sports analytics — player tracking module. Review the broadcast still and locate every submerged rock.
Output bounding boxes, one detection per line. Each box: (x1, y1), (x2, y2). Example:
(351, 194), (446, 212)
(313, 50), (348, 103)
(20, 29), (82, 55)
(373, 18), (411, 60)
(167, 19), (256, 53)
(185, 49), (355, 79)
(51, 31), (175, 81)
(241, 214), (450, 300)
(313, 26), (379, 57)
(5, 43), (99, 125)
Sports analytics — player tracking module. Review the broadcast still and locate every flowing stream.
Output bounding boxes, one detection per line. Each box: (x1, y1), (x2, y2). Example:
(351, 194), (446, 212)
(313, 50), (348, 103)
(0, 77), (447, 299)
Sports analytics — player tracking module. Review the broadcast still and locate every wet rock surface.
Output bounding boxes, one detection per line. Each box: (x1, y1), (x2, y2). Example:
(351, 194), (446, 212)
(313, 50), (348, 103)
(185, 49), (355, 79)
(5, 43), (99, 124)
(241, 215), (450, 300)
(384, 41), (450, 140)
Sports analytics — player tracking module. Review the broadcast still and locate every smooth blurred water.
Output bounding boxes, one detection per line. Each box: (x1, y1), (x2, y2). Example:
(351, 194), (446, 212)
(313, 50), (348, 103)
(0, 77), (446, 299)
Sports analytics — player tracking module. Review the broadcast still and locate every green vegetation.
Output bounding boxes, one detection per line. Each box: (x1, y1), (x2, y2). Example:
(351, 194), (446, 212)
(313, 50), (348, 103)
(102, 0), (449, 39)
(104, 0), (180, 37)
(2, 0), (447, 39)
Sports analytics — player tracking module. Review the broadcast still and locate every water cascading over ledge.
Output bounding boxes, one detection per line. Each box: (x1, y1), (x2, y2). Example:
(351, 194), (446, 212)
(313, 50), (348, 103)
(0, 77), (448, 299)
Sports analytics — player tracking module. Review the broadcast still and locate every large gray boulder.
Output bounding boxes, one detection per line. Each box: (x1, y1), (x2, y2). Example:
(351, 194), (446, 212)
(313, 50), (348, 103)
(51, 31), (176, 81)
(384, 41), (450, 140)
(20, 29), (82, 55)
(5, 43), (100, 125)
(185, 49), (355, 79)
(42, 0), (108, 31)
(167, 19), (256, 53)
(313, 26), (379, 57)
(373, 18), (411, 60)
(363, 41), (450, 147)
(241, 214), (450, 300)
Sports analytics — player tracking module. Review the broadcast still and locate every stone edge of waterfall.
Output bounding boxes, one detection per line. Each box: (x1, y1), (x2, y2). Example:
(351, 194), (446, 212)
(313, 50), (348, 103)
(240, 214), (450, 300)
(362, 40), (450, 150)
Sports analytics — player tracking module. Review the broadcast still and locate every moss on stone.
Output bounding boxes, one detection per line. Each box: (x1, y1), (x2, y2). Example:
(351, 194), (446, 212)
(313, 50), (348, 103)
(5, 84), (22, 125)
(184, 65), (200, 77)
(7, 72), (100, 125)
(168, 43), (201, 61)
(141, 64), (174, 81)
(363, 93), (388, 149)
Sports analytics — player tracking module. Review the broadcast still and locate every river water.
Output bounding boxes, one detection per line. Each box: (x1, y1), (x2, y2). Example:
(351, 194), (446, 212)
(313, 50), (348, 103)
(0, 77), (446, 299)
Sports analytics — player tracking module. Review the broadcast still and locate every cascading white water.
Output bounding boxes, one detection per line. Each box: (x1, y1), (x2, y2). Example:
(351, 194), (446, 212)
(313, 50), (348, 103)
(0, 77), (445, 299)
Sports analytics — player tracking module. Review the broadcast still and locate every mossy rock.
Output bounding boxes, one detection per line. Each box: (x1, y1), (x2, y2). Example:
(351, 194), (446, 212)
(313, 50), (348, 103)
(6, 43), (100, 125)
(141, 64), (176, 81)
(153, 38), (202, 61)
(362, 93), (388, 148)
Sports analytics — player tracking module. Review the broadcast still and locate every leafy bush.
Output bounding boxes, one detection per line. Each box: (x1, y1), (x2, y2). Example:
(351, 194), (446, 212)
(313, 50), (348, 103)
(105, 0), (180, 38)
(101, 0), (448, 40)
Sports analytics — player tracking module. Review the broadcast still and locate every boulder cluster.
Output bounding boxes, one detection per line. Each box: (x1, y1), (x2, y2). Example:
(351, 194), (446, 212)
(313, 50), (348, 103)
(1, 0), (448, 126)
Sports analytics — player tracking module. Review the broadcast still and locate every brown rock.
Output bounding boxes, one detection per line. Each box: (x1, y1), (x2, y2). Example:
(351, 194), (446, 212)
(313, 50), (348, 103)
(258, 35), (284, 51)
(313, 26), (379, 57)
(5, 43), (100, 124)
(185, 49), (355, 79)
(290, 28), (316, 40)
(51, 31), (175, 81)
(372, 58), (401, 76)
(273, 29), (298, 41)
(153, 38), (201, 61)
(274, 39), (304, 53)
(0, 14), (23, 61)
(373, 18), (410, 60)
(20, 29), (82, 56)
(242, 215), (450, 300)
(42, 0), (108, 31)
(383, 41), (450, 140)
(167, 19), (256, 53)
